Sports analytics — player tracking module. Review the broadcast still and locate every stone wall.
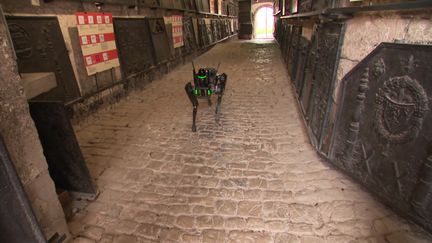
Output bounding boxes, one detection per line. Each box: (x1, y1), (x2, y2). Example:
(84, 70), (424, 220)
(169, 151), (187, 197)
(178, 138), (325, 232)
(0, 8), (69, 240)
(275, 4), (432, 234)
(327, 9), (432, 152)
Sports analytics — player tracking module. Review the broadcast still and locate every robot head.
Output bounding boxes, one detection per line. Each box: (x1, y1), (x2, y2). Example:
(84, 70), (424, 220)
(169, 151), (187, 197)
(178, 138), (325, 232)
(197, 69), (207, 79)
(218, 73), (227, 82)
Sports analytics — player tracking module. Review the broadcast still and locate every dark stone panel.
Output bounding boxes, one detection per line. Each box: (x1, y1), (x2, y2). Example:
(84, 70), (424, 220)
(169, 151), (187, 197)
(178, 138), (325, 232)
(275, 20), (285, 51)
(287, 25), (302, 81)
(282, 24), (292, 65)
(294, 37), (310, 95)
(195, 0), (204, 12)
(305, 22), (344, 147)
(29, 102), (96, 194)
(148, 18), (171, 63)
(311, 0), (331, 11)
(224, 19), (231, 38)
(184, 0), (197, 10)
(81, 0), (136, 5)
(6, 16), (80, 102)
(211, 19), (220, 41)
(330, 43), (432, 233)
(165, 22), (175, 57)
(296, 0), (332, 13)
(206, 20), (214, 44)
(201, 0), (210, 13)
(159, 0), (184, 9)
(0, 137), (46, 243)
(182, 16), (197, 54)
(138, 0), (160, 7)
(299, 25), (318, 116)
(197, 18), (209, 47)
(114, 18), (155, 79)
(298, 0), (312, 13)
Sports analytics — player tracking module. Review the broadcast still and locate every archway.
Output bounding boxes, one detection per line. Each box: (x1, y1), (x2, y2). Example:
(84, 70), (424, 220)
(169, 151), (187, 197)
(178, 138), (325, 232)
(254, 6), (274, 39)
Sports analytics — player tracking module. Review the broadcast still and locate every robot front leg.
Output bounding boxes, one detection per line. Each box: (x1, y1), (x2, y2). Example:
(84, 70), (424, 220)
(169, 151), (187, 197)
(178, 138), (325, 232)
(185, 82), (199, 132)
(215, 94), (222, 122)
(215, 75), (227, 122)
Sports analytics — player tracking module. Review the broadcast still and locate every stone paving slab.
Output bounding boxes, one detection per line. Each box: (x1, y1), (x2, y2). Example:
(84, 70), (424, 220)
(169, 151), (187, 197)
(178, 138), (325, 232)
(70, 39), (432, 243)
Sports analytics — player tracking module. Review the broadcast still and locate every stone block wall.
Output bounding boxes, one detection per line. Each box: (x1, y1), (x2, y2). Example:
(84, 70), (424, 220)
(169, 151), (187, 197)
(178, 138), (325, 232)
(0, 10), (69, 240)
(275, 0), (432, 234)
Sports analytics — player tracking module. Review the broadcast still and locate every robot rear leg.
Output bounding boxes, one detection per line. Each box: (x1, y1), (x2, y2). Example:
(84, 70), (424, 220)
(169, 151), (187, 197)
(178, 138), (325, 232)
(185, 82), (199, 132)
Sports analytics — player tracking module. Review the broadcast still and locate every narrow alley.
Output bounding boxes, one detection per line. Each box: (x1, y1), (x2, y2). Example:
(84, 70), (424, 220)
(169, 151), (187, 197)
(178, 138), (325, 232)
(69, 40), (432, 243)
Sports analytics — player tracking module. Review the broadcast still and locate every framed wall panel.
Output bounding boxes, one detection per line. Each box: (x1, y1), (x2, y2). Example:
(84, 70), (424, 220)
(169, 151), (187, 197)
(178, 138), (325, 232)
(148, 18), (172, 63)
(7, 16), (80, 102)
(330, 43), (432, 234)
(114, 18), (155, 78)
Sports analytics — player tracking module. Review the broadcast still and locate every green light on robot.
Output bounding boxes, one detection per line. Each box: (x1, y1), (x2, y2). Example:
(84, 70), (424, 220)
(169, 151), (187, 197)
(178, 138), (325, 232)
(207, 90), (212, 95)
(194, 89), (198, 95)
(197, 75), (207, 79)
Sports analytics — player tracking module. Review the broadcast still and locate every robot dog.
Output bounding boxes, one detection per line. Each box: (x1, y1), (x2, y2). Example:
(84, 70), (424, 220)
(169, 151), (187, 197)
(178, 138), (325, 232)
(185, 62), (227, 132)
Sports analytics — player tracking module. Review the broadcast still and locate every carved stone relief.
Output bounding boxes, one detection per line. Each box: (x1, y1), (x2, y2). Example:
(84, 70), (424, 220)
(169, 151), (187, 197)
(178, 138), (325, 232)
(294, 37), (310, 95)
(114, 18), (155, 78)
(330, 43), (432, 233)
(306, 22), (344, 147)
(7, 17), (80, 102)
(182, 16), (197, 54)
(287, 25), (302, 80)
(148, 18), (171, 63)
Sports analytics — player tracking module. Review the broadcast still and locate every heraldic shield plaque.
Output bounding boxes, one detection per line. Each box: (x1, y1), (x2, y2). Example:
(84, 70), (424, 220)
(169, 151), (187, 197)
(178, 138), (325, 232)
(330, 43), (432, 233)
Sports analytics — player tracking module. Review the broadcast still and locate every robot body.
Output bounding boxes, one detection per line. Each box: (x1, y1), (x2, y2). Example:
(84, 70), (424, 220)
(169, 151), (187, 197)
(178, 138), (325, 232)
(185, 62), (227, 132)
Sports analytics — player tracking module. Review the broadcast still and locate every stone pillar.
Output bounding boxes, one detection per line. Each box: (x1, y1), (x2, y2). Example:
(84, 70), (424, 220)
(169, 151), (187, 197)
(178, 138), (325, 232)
(0, 8), (70, 241)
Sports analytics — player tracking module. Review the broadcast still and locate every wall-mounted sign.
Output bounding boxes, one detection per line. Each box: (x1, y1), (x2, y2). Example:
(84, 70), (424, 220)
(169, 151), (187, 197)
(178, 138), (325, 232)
(75, 12), (120, 76)
(165, 15), (184, 48)
(172, 15), (184, 48)
(292, 0), (298, 13)
(210, 0), (215, 13)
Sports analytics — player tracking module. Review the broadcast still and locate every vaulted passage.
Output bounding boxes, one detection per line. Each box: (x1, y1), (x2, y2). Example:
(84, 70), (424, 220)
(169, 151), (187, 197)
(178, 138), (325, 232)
(69, 40), (432, 242)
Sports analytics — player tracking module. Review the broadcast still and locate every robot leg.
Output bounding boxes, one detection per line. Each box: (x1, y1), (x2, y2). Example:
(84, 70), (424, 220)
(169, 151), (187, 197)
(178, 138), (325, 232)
(215, 74), (227, 121)
(185, 82), (199, 132)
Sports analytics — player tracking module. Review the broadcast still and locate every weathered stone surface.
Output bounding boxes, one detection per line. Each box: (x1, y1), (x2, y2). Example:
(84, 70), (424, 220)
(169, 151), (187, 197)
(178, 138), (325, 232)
(0, 17), (69, 240)
(175, 215), (195, 229)
(202, 229), (226, 243)
(73, 237), (96, 243)
(70, 40), (432, 242)
(237, 201), (262, 217)
(82, 225), (105, 241)
(111, 234), (138, 243)
(216, 200), (237, 215)
(228, 230), (272, 243)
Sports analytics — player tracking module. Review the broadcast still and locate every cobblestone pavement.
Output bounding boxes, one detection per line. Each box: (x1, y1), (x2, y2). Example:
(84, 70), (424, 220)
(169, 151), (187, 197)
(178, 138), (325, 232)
(70, 39), (432, 243)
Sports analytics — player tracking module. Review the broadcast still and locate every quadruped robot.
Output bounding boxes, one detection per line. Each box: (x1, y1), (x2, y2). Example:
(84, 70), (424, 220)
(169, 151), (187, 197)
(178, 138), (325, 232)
(185, 62), (227, 132)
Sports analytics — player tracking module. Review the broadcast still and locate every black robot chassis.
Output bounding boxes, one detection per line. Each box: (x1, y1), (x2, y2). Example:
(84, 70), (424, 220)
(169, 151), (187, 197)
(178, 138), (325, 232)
(185, 62), (227, 132)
